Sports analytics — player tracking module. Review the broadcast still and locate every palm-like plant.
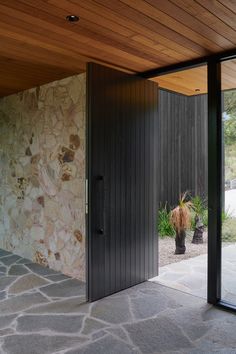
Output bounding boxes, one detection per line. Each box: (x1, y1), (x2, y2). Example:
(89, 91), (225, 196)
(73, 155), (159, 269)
(170, 192), (192, 254)
(191, 196), (206, 244)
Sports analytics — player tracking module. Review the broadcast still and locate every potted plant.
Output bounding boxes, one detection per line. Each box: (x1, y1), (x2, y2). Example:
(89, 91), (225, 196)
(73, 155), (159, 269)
(191, 196), (206, 244)
(170, 192), (192, 254)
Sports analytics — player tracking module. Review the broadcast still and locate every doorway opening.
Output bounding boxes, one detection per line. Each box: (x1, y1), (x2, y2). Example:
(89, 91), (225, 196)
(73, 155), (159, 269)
(148, 65), (209, 299)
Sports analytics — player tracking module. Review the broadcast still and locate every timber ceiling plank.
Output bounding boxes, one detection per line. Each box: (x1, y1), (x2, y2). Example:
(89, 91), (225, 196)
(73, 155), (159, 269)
(120, 0), (226, 51)
(93, 0), (208, 56)
(0, 1), (156, 71)
(171, 0), (236, 44)
(0, 0), (236, 96)
(58, 0), (201, 60)
(145, 0), (234, 48)
(218, 0), (236, 14)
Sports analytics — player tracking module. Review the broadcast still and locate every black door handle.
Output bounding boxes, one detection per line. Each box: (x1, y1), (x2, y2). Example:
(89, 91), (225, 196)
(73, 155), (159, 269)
(95, 175), (105, 236)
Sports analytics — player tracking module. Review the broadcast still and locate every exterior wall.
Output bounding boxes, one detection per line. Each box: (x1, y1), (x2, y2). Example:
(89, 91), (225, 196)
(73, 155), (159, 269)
(0, 73), (86, 281)
(157, 89), (208, 207)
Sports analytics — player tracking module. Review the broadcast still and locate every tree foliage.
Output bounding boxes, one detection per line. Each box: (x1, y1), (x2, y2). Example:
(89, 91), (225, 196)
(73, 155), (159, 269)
(224, 90), (236, 145)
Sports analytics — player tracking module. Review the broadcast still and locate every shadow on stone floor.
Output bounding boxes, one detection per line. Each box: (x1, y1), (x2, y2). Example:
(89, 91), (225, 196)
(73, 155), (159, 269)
(1, 249), (236, 354)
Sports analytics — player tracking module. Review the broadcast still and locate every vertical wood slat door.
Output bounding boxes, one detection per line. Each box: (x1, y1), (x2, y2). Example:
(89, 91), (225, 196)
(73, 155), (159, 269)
(87, 63), (158, 302)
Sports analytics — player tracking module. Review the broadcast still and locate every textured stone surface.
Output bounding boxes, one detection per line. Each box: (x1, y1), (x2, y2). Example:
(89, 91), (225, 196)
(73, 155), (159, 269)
(2, 334), (86, 354)
(25, 263), (58, 276)
(0, 251), (236, 354)
(125, 316), (193, 353)
(106, 327), (130, 342)
(26, 296), (88, 314)
(0, 276), (17, 291)
(8, 274), (49, 294)
(0, 266), (6, 273)
(82, 318), (107, 335)
(16, 258), (31, 265)
(0, 292), (6, 300)
(44, 273), (70, 282)
(0, 315), (16, 329)
(17, 315), (84, 333)
(152, 244), (236, 303)
(130, 293), (171, 319)
(0, 250), (11, 258)
(67, 335), (139, 354)
(0, 73), (86, 281)
(8, 265), (29, 276)
(91, 296), (132, 324)
(39, 278), (85, 297)
(0, 255), (21, 266)
(0, 293), (48, 314)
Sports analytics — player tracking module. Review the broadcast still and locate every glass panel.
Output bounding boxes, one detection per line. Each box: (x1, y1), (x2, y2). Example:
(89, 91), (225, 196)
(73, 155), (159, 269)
(221, 59), (236, 305)
(150, 65), (208, 299)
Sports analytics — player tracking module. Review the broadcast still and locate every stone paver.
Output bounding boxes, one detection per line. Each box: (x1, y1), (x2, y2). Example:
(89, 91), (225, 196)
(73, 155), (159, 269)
(0, 276), (17, 292)
(0, 293), (48, 315)
(0, 249), (236, 354)
(150, 243), (236, 304)
(39, 278), (85, 298)
(82, 318), (107, 335)
(0, 292), (6, 301)
(0, 255), (21, 266)
(0, 250), (11, 258)
(125, 316), (193, 353)
(25, 263), (59, 276)
(8, 265), (29, 276)
(91, 295), (132, 324)
(26, 296), (87, 314)
(66, 335), (140, 354)
(130, 292), (173, 319)
(0, 315), (16, 330)
(44, 274), (71, 282)
(17, 314), (84, 333)
(2, 334), (86, 354)
(9, 274), (49, 294)
(16, 258), (31, 265)
(0, 266), (7, 274)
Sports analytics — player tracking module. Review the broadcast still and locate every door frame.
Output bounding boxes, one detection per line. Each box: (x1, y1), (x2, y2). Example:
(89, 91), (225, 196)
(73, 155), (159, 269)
(143, 50), (236, 312)
(86, 50), (236, 310)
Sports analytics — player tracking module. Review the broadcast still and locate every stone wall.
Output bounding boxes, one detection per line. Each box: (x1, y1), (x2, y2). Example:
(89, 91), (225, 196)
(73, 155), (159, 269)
(0, 73), (86, 281)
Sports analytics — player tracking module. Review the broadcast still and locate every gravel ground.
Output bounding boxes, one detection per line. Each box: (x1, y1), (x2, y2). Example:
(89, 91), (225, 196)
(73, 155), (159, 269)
(159, 231), (233, 267)
(159, 231), (208, 267)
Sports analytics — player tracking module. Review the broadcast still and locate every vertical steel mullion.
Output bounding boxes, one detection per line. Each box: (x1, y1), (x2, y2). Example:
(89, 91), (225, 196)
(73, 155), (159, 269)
(207, 60), (222, 305)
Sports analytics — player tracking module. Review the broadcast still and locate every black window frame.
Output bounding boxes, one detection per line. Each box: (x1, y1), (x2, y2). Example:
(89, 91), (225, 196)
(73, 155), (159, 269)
(142, 49), (236, 312)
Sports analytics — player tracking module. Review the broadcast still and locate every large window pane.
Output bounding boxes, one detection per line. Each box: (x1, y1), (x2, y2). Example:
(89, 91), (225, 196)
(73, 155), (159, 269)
(221, 59), (236, 305)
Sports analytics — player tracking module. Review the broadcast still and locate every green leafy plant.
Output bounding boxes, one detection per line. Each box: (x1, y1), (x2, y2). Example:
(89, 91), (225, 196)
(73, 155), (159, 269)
(191, 195), (207, 244)
(190, 196), (208, 227)
(157, 205), (175, 238)
(222, 207), (232, 223)
(191, 196), (207, 216)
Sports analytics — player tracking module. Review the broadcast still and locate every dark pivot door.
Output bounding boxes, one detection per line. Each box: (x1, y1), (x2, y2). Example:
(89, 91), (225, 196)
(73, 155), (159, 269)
(87, 63), (158, 301)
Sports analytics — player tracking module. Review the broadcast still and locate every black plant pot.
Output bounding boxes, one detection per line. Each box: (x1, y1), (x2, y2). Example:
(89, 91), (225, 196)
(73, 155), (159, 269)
(175, 230), (186, 254)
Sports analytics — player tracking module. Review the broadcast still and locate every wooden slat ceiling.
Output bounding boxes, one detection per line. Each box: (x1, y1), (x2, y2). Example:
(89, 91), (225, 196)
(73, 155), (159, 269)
(0, 0), (236, 96)
(151, 60), (236, 96)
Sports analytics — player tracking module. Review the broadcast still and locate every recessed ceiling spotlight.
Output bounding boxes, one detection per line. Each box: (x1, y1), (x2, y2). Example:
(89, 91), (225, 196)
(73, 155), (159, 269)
(195, 88), (200, 92)
(66, 15), (79, 22)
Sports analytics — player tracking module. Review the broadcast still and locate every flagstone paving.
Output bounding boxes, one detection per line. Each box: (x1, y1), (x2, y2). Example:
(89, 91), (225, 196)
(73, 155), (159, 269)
(150, 243), (236, 305)
(0, 249), (236, 353)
